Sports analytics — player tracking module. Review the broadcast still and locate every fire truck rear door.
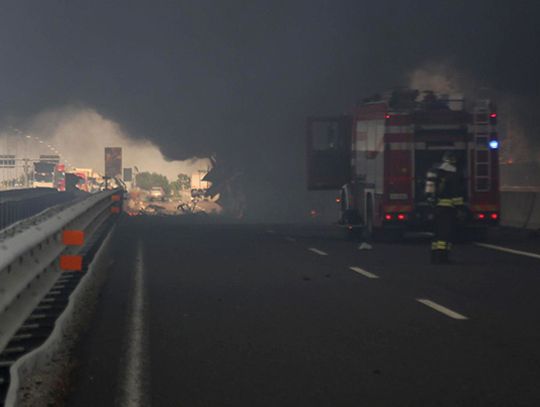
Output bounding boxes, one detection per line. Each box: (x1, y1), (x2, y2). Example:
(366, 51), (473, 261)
(306, 115), (352, 190)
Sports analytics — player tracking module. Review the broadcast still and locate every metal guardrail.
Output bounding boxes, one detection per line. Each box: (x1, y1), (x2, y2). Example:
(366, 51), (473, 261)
(0, 189), (123, 404)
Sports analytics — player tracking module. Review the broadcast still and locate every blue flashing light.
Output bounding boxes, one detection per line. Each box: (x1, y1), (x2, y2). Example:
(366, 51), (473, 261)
(489, 140), (499, 149)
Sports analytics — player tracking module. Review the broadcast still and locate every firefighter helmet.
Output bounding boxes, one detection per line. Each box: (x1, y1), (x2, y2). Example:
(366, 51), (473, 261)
(442, 151), (457, 165)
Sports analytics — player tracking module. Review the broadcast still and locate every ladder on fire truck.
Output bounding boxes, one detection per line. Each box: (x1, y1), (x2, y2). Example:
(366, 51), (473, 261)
(473, 100), (491, 192)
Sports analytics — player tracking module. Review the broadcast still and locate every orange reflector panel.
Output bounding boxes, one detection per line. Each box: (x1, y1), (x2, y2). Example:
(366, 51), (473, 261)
(111, 194), (121, 202)
(60, 255), (83, 271)
(111, 206), (121, 214)
(62, 230), (85, 246)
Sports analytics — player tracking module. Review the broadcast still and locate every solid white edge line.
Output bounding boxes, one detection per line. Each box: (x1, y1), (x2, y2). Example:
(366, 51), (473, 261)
(475, 242), (540, 260)
(308, 248), (328, 256)
(120, 239), (147, 407)
(416, 298), (468, 320)
(349, 266), (379, 279)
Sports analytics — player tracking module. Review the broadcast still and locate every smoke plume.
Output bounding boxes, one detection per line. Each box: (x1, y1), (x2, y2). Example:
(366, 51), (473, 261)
(17, 106), (209, 180)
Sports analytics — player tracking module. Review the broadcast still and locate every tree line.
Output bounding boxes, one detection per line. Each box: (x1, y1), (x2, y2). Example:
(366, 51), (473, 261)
(135, 172), (191, 195)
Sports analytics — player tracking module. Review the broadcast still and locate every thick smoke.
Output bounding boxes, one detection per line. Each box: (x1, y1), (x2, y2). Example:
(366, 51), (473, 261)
(0, 1), (539, 216)
(408, 64), (538, 164)
(409, 66), (458, 95)
(18, 107), (209, 180)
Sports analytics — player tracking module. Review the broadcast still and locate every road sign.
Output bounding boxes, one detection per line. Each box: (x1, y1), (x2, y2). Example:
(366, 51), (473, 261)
(105, 147), (122, 178)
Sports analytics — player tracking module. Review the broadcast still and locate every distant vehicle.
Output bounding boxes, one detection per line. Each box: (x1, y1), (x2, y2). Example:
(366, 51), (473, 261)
(149, 186), (165, 201)
(33, 161), (65, 191)
(306, 88), (500, 239)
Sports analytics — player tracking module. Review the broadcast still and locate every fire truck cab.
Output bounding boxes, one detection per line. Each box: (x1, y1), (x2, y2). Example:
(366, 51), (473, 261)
(307, 89), (500, 238)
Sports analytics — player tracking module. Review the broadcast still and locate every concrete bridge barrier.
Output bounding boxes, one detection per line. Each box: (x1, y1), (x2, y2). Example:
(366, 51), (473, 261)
(500, 187), (540, 230)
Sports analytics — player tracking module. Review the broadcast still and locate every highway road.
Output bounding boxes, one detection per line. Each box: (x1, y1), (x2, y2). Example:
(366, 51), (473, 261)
(66, 216), (540, 406)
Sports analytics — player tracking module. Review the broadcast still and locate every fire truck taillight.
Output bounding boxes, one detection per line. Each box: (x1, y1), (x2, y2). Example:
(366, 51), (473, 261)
(490, 213), (499, 220)
(385, 114), (391, 119)
(490, 113), (497, 118)
(384, 213), (407, 221)
(476, 213), (486, 220)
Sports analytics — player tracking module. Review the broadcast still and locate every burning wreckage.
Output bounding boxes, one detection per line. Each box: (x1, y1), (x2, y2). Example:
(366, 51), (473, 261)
(127, 158), (246, 219)
(200, 158), (246, 219)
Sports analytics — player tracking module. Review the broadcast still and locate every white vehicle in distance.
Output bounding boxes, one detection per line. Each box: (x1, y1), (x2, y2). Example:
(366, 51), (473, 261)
(149, 186), (165, 201)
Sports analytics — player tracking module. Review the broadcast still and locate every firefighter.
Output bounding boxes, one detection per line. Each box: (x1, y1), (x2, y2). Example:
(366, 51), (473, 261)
(425, 151), (464, 264)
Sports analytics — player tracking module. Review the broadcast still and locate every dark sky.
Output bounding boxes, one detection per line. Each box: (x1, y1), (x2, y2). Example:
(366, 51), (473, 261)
(1, 0), (539, 218)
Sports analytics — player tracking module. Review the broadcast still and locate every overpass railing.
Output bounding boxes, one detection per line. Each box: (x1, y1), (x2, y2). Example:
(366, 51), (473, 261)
(0, 188), (78, 231)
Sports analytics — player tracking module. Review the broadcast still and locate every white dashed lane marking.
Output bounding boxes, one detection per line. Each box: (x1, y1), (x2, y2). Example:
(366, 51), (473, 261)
(120, 239), (148, 407)
(308, 248), (328, 256)
(416, 298), (468, 320)
(349, 266), (379, 279)
(475, 242), (540, 260)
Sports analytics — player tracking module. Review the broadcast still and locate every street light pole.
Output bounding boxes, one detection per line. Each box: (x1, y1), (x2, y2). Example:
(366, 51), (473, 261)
(23, 157), (30, 187)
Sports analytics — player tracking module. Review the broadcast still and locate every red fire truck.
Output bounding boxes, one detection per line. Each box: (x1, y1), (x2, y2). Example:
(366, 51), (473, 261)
(306, 88), (500, 238)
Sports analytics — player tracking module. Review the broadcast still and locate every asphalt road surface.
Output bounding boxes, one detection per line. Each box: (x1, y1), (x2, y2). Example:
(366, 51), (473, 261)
(66, 216), (540, 407)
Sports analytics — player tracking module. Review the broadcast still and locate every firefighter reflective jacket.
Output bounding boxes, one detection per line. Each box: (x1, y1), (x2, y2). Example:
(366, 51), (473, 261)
(425, 162), (464, 207)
